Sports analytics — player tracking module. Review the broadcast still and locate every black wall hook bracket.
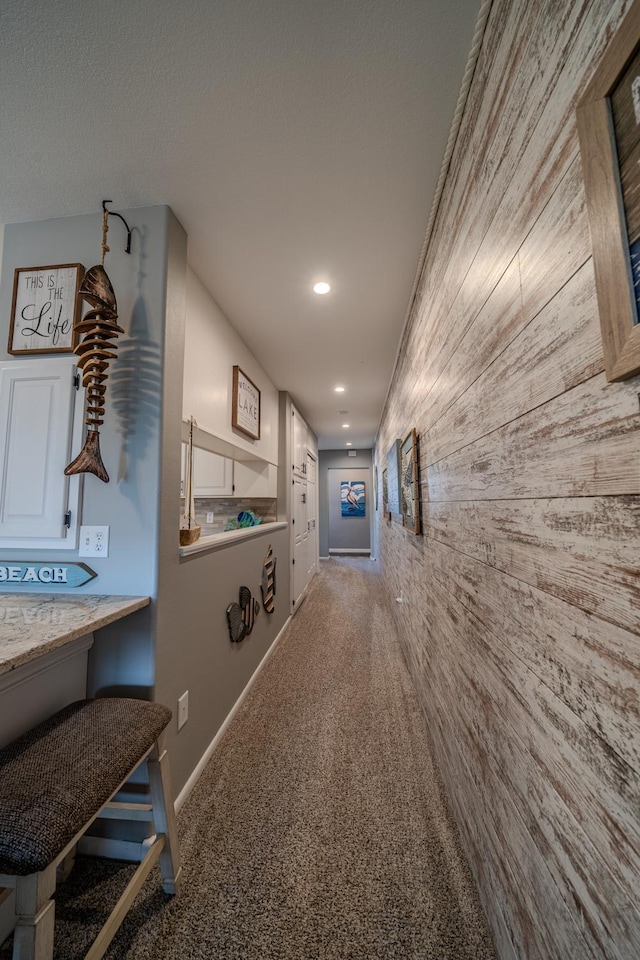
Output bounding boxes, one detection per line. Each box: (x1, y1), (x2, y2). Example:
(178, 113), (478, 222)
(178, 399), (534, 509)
(102, 200), (132, 254)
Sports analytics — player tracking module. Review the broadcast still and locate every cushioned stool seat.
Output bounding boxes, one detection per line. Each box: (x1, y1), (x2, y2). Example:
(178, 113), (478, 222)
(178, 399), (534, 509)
(0, 698), (181, 960)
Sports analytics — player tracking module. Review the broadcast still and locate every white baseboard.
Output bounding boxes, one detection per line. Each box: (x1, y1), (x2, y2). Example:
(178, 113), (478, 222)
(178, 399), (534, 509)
(174, 615), (292, 813)
(328, 548), (371, 555)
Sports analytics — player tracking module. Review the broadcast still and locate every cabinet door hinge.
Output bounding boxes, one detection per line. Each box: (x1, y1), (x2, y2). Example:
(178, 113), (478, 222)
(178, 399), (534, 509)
(292, 558), (295, 564)
(64, 511), (72, 528)
(73, 373), (80, 391)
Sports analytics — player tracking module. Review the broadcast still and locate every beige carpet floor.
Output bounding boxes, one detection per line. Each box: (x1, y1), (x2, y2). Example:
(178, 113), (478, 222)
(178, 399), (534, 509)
(1, 556), (497, 959)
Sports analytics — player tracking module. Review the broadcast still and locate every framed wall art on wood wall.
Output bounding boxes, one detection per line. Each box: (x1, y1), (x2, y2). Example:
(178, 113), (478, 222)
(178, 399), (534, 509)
(232, 365), (261, 440)
(577, 0), (640, 381)
(8, 264), (84, 355)
(386, 438), (402, 523)
(400, 429), (420, 535)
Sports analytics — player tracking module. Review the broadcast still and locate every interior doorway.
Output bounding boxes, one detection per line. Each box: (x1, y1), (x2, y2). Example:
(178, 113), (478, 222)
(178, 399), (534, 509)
(327, 467), (371, 554)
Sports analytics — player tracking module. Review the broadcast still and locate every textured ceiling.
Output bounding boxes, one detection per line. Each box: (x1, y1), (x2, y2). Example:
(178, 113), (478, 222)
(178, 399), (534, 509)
(0, 0), (479, 449)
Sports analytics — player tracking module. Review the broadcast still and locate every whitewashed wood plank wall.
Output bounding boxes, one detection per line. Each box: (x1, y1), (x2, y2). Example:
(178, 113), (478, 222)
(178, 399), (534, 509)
(376, 1), (640, 957)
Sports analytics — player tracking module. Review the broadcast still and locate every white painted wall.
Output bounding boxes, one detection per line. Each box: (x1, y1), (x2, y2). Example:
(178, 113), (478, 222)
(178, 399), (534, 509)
(183, 269), (279, 465)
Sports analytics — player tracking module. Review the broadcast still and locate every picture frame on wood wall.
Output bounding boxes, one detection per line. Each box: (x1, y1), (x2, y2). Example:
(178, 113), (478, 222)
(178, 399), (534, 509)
(382, 467), (389, 519)
(400, 429), (420, 536)
(8, 263), (84, 355)
(386, 438), (402, 524)
(576, 0), (640, 381)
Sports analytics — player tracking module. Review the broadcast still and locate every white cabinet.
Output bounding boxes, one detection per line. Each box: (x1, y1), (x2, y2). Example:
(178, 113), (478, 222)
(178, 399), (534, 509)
(0, 358), (84, 549)
(193, 447), (233, 496)
(233, 459), (277, 498)
(181, 444), (233, 497)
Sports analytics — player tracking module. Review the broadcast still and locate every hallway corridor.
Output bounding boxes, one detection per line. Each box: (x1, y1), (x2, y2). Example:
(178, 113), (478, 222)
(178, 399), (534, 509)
(2, 558), (496, 959)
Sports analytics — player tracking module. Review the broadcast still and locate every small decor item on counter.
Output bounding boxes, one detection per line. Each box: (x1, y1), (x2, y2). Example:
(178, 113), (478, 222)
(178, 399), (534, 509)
(65, 203), (129, 482)
(224, 509), (262, 531)
(180, 416), (201, 546)
(261, 544), (277, 613)
(8, 263), (84, 355)
(226, 585), (260, 642)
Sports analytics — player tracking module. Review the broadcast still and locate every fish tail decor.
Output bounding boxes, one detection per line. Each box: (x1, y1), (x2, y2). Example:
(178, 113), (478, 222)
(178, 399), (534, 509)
(226, 585), (260, 642)
(261, 545), (277, 613)
(64, 207), (125, 483)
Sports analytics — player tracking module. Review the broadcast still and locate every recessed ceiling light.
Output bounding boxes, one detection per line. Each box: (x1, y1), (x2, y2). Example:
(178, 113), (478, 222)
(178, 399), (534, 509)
(346, 442), (352, 447)
(342, 423), (350, 428)
(313, 282), (331, 295)
(334, 385), (345, 392)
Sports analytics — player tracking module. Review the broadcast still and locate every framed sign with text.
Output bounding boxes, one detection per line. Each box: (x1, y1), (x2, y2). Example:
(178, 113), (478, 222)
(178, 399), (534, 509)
(577, 0), (640, 381)
(8, 263), (84, 355)
(232, 365), (261, 440)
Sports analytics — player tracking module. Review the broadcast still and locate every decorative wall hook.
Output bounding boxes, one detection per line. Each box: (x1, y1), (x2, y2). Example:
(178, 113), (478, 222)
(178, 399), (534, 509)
(102, 200), (132, 255)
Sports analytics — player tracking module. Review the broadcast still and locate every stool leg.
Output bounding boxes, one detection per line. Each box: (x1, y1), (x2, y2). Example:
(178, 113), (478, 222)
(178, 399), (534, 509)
(13, 865), (56, 960)
(148, 737), (181, 894)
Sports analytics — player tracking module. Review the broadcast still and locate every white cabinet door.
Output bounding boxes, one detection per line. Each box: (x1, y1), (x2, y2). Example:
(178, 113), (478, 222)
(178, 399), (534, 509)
(0, 358), (83, 548)
(233, 459), (277, 497)
(291, 405), (307, 477)
(191, 446), (233, 496)
(306, 452), (317, 581)
(292, 476), (309, 609)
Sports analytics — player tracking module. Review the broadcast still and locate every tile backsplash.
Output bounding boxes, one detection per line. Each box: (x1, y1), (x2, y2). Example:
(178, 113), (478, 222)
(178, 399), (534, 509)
(180, 497), (277, 534)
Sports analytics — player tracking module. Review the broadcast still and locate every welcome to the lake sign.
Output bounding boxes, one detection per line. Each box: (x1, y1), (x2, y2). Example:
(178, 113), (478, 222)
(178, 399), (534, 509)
(0, 562), (97, 588)
(232, 365), (261, 440)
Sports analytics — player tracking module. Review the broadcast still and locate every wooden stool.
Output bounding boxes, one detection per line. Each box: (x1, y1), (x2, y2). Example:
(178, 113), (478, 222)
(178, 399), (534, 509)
(0, 698), (181, 960)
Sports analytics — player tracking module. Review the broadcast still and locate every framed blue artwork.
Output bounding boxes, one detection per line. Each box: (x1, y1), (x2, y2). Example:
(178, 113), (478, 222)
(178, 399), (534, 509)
(341, 480), (366, 517)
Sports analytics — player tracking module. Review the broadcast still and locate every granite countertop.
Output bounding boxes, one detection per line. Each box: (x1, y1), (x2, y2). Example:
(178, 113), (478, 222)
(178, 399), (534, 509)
(0, 594), (150, 677)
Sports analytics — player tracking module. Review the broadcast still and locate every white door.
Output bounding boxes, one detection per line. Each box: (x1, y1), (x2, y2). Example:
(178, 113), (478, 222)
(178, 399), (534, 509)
(306, 452), (317, 580)
(292, 476), (309, 609)
(0, 357), (84, 548)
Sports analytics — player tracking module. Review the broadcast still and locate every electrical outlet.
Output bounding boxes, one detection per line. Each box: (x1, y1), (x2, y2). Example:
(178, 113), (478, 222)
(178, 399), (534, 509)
(177, 691), (189, 730)
(78, 525), (110, 558)
(206, 512), (214, 523)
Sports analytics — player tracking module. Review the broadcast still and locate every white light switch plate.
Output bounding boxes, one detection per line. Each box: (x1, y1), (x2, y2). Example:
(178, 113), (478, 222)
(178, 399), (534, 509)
(79, 525), (110, 557)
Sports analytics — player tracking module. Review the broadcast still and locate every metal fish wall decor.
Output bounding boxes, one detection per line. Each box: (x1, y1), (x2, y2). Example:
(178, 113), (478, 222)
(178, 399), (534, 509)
(64, 205), (125, 483)
(226, 585), (260, 643)
(261, 544), (276, 613)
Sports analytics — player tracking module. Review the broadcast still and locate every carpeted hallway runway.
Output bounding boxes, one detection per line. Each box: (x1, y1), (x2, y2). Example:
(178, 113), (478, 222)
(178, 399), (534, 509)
(1, 557), (496, 959)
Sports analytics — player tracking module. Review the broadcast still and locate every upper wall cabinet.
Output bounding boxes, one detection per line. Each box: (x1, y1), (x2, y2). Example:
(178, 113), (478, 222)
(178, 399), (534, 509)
(181, 443), (234, 497)
(0, 358), (84, 549)
(194, 446), (233, 496)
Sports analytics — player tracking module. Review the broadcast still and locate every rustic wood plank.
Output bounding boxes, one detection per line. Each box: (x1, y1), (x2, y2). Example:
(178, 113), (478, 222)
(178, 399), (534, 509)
(425, 495), (640, 635)
(427, 373), (640, 501)
(426, 260), (602, 466)
(425, 155), (593, 436)
(425, 535), (640, 779)
(420, 556), (640, 958)
(394, 0), (631, 419)
(377, 5), (640, 959)
(397, 578), (606, 959)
